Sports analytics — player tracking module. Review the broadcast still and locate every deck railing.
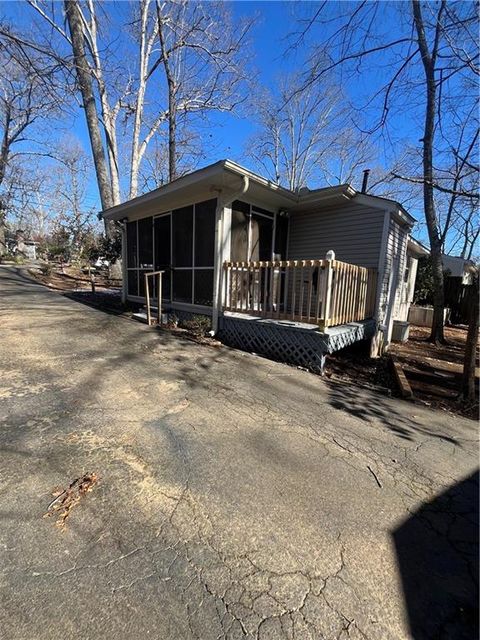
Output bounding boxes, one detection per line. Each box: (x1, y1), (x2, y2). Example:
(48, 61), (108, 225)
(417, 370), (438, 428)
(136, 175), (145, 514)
(222, 259), (377, 329)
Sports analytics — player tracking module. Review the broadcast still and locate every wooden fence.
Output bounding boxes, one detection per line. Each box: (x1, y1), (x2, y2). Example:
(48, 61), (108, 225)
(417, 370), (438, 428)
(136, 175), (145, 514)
(444, 277), (476, 325)
(223, 259), (377, 329)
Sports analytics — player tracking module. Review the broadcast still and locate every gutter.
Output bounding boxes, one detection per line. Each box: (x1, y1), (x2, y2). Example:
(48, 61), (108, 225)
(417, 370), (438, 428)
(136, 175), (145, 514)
(210, 175), (249, 336)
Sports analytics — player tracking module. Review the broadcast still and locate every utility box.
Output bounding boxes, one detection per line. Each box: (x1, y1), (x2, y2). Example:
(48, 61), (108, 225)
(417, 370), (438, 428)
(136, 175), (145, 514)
(392, 320), (410, 342)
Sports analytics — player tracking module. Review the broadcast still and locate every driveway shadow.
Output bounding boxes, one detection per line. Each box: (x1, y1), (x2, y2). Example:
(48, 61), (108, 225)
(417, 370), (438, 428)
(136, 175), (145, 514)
(393, 470), (479, 640)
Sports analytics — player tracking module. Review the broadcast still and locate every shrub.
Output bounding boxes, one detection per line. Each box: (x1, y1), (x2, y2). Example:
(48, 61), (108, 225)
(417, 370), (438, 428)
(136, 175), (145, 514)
(181, 314), (212, 336)
(0, 252), (16, 263)
(41, 263), (53, 277)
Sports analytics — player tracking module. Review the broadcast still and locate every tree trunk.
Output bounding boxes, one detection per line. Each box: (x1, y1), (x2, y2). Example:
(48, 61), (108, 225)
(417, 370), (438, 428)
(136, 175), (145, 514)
(412, 0), (446, 344)
(156, 0), (176, 183)
(462, 275), (479, 402)
(64, 0), (114, 235)
(167, 83), (176, 182)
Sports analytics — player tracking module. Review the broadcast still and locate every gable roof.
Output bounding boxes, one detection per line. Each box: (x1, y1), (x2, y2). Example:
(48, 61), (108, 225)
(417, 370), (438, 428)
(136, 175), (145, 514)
(100, 159), (415, 226)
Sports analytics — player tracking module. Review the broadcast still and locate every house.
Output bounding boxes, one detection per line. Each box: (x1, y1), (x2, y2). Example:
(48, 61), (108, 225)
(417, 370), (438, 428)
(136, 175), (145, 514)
(442, 254), (477, 285)
(6, 229), (38, 260)
(100, 160), (421, 371)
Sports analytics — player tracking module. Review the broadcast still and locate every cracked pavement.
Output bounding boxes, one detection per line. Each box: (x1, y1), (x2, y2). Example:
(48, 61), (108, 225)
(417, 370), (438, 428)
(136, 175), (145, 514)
(0, 266), (478, 640)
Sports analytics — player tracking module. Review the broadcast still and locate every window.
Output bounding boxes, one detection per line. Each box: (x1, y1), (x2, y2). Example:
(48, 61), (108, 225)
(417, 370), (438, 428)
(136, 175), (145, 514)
(194, 270), (214, 306)
(274, 214), (289, 260)
(127, 269), (138, 297)
(250, 213), (273, 261)
(172, 269), (193, 303)
(126, 221), (138, 269)
(172, 205), (193, 267)
(194, 199), (216, 266)
(231, 201), (250, 262)
(154, 215), (171, 300)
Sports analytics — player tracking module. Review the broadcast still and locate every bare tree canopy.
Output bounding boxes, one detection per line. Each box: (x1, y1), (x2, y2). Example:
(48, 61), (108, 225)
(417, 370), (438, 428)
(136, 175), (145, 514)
(283, 0), (479, 343)
(248, 73), (378, 192)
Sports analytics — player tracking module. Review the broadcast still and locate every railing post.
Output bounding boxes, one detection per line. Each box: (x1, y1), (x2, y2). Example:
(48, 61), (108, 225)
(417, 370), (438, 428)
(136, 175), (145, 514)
(145, 273), (151, 326)
(318, 251), (335, 331)
(157, 272), (162, 325)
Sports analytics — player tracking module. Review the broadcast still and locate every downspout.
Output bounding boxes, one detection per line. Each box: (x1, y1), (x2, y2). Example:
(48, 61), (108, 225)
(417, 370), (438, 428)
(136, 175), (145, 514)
(210, 175), (249, 336)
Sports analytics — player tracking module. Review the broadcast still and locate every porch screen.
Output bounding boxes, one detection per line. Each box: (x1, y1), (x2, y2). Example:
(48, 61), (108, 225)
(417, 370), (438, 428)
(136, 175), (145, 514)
(171, 198), (216, 306)
(126, 217), (154, 297)
(126, 199), (216, 305)
(126, 220), (139, 296)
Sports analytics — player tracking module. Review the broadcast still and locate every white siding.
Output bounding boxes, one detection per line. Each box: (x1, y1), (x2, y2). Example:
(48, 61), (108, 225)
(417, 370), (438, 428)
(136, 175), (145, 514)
(287, 202), (385, 269)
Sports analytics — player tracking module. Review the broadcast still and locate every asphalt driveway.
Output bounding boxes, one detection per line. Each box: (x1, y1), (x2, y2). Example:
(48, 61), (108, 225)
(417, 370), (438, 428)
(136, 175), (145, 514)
(0, 266), (478, 640)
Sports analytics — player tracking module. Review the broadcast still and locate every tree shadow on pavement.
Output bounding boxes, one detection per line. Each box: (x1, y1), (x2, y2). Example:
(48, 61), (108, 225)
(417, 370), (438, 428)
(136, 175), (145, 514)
(393, 469), (479, 640)
(325, 378), (461, 444)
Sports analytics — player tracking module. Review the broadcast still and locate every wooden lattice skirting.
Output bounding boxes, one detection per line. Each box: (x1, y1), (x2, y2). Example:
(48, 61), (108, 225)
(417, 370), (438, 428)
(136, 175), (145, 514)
(218, 316), (376, 373)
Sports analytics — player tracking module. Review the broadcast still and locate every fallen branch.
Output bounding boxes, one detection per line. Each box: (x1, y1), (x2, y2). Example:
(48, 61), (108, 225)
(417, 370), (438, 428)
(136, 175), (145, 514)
(367, 465), (382, 488)
(44, 473), (98, 528)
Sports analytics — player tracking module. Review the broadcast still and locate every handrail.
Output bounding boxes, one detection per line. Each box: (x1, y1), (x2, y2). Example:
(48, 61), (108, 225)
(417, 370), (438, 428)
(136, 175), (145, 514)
(144, 270), (164, 326)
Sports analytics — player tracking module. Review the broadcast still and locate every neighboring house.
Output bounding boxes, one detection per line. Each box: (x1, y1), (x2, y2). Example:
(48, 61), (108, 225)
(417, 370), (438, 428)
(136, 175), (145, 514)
(442, 254), (477, 285)
(100, 160), (421, 371)
(6, 229), (38, 260)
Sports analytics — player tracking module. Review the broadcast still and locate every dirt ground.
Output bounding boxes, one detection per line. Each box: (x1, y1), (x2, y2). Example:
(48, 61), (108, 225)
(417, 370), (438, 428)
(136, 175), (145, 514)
(28, 264), (120, 293)
(390, 325), (479, 419)
(330, 326), (478, 420)
(28, 265), (126, 313)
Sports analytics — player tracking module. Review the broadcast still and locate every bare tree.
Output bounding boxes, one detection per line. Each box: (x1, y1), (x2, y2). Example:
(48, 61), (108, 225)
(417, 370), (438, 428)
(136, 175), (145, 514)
(49, 138), (97, 259)
(291, 0), (479, 344)
(0, 41), (53, 254)
(23, 0), (252, 204)
(64, 0), (115, 234)
(249, 75), (376, 191)
(154, 0), (252, 182)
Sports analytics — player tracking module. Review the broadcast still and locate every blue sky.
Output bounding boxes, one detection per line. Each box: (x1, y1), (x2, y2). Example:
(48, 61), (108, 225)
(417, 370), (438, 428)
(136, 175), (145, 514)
(3, 0), (414, 191)
(3, 0), (476, 251)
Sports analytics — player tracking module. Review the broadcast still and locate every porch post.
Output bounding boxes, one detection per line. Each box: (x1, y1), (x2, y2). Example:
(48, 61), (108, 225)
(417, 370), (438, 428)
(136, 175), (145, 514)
(318, 250), (335, 331)
(121, 222), (127, 304)
(210, 176), (249, 336)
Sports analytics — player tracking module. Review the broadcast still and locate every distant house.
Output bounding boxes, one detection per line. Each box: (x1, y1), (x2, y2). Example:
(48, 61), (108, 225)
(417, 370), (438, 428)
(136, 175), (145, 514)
(442, 254), (477, 285)
(100, 160), (423, 370)
(6, 229), (38, 260)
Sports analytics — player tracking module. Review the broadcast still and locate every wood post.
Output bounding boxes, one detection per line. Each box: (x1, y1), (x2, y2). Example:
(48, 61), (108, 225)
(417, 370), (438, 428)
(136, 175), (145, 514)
(318, 257), (334, 330)
(145, 273), (151, 325)
(143, 270), (164, 326)
(157, 272), (162, 325)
